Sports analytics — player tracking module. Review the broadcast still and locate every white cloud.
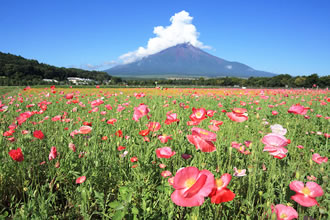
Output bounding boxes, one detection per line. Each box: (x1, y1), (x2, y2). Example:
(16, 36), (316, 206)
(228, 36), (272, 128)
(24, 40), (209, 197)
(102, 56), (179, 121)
(80, 60), (118, 70)
(119, 10), (209, 64)
(226, 65), (232, 69)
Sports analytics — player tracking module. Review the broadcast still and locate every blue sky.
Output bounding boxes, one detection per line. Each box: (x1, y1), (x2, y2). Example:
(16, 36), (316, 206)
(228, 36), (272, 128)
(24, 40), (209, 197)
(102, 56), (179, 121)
(1, 0), (330, 76)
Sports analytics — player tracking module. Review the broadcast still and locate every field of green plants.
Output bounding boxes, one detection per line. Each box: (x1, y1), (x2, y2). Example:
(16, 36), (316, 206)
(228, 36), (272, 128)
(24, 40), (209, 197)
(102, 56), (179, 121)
(0, 86), (329, 219)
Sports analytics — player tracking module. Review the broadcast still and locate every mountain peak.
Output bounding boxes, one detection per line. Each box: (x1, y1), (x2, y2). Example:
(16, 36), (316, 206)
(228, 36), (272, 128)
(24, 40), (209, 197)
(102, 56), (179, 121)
(106, 45), (276, 78)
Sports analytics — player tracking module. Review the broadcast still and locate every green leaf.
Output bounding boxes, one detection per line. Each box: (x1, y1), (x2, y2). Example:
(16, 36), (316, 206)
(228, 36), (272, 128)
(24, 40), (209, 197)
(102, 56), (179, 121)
(109, 201), (125, 210)
(132, 207), (139, 215)
(113, 210), (125, 220)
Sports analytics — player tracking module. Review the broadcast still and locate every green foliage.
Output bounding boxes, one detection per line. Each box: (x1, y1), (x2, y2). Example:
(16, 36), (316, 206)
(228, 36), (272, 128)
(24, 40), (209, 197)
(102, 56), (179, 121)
(125, 74), (330, 88)
(0, 52), (113, 86)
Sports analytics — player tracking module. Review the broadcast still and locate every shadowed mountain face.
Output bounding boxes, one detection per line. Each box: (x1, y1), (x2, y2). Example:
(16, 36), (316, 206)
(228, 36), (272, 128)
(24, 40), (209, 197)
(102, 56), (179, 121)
(106, 43), (276, 78)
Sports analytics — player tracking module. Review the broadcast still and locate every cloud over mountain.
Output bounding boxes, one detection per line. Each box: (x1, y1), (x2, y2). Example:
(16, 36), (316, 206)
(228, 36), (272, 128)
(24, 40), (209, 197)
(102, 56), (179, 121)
(119, 10), (209, 64)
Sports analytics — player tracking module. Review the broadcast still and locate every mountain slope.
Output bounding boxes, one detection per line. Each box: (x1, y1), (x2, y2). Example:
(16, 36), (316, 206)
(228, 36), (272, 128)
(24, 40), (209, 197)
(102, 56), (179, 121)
(106, 43), (276, 78)
(0, 52), (112, 82)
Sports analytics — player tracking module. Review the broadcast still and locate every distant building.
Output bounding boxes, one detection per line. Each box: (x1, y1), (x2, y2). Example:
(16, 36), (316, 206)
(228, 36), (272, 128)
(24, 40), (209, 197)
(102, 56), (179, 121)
(43, 79), (58, 83)
(67, 77), (94, 85)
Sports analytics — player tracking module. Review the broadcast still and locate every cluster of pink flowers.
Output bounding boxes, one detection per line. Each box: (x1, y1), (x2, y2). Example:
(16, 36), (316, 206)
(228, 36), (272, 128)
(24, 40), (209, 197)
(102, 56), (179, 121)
(170, 167), (235, 207)
(231, 141), (251, 155)
(262, 124), (289, 159)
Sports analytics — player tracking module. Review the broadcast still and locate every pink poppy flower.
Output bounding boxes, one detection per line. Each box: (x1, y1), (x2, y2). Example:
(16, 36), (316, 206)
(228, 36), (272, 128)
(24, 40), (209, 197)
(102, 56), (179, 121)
(51, 115), (62, 121)
(76, 176), (86, 184)
(189, 108), (207, 122)
(107, 118), (117, 125)
(262, 133), (288, 148)
(231, 142), (250, 155)
(156, 147), (176, 159)
(164, 112), (180, 125)
(161, 171), (172, 178)
(289, 181), (324, 207)
(226, 108), (248, 122)
(105, 104), (112, 110)
(91, 99), (104, 107)
(187, 120), (201, 126)
(210, 120), (223, 127)
(288, 104), (308, 115)
(3, 130), (14, 137)
(271, 111), (278, 116)
(133, 104), (150, 121)
(208, 120), (223, 131)
(270, 124), (287, 136)
(117, 105), (125, 112)
(68, 143), (76, 152)
(307, 175), (317, 181)
(65, 93), (74, 99)
(273, 204), (298, 220)
(206, 110), (216, 117)
(171, 167), (214, 207)
(147, 122), (161, 132)
(159, 164), (166, 168)
(209, 173), (235, 204)
(296, 145), (304, 149)
(168, 177), (175, 185)
(158, 135), (172, 143)
(49, 146), (57, 161)
(233, 167), (246, 177)
(187, 127), (217, 152)
(70, 129), (80, 137)
(191, 127), (216, 142)
(312, 153), (328, 164)
(79, 126), (92, 134)
(208, 124), (219, 131)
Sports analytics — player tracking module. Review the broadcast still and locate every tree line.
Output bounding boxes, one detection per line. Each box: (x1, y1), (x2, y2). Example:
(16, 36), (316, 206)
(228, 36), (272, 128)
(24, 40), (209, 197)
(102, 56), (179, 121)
(0, 52), (121, 86)
(126, 74), (329, 88)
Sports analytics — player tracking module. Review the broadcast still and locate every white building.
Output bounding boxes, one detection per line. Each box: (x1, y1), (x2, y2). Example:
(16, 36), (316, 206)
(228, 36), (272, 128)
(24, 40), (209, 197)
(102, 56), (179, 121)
(67, 77), (94, 85)
(43, 79), (58, 83)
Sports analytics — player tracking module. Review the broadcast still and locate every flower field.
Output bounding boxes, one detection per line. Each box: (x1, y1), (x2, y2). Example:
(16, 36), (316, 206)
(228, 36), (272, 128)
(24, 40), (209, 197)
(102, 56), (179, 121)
(0, 86), (329, 219)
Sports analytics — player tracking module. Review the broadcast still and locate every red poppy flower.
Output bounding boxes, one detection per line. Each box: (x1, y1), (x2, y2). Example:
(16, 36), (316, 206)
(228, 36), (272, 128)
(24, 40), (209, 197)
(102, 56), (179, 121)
(8, 148), (24, 162)
(139, 129), (150, 136)
(130, 157), (138, 162)
(33, 130), (44, 139)
(83, 121), (92, 126)
(107, 118), (117, 125)
(76, 176), (86, 184)
(115, 130), (123, 137)
(117, 146), (126, 151)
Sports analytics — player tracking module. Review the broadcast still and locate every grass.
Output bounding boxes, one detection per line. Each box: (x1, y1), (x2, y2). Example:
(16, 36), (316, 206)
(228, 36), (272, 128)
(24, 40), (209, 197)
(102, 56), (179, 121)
(0, 87), (329, 219)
